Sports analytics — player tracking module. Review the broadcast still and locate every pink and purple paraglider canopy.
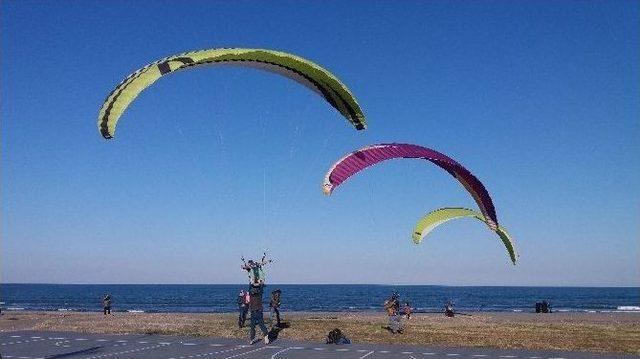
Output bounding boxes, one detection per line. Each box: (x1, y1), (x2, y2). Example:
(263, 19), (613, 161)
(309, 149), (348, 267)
(323, 143), (498, 229)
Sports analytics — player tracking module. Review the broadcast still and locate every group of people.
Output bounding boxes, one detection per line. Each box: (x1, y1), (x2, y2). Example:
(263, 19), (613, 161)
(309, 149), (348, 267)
(237, 289), (282, 328)
(383, 292), (413, 334)
(237, 253), (282, 345)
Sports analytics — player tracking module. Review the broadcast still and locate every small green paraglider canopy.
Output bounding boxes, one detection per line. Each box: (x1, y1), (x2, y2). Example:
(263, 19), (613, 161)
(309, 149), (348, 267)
(412, 207), (518, 265)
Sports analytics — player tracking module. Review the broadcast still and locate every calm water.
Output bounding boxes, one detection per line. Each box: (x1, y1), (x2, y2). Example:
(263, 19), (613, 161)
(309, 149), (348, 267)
(1, 284), (638, 314)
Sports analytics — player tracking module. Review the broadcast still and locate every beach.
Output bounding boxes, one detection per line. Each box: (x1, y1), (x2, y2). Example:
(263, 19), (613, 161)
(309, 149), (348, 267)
(1, 311), (638, 355)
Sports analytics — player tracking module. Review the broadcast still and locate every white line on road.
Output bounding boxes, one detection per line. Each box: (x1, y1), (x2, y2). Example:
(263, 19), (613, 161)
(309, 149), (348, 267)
(358, 351), (375, 359)
(222, 346), (268, 359)
(270, 347), (292, 358)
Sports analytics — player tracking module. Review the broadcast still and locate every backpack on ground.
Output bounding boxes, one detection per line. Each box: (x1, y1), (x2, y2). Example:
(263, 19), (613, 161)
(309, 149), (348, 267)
(326, 328), (350, 344)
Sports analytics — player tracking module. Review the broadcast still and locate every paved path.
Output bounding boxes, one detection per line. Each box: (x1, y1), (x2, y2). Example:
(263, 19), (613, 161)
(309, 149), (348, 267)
(0, 331), (635, 359)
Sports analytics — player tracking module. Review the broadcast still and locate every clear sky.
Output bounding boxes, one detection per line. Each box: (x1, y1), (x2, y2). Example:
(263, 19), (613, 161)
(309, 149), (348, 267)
(2, 0), (638, 286)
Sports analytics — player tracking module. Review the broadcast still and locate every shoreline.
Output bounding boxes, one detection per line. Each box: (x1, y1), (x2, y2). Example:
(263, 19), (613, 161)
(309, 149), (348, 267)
(1, 311), (638, 354)
(4, 307), (640, 315)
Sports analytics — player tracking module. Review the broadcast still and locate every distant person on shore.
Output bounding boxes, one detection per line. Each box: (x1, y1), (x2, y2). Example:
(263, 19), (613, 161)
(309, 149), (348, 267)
(237, 289), (249, 328)
(248, 284), (270, 345)
(444, 301), (455, 317)
(535, 300), (552, 313)
(384, 292), (404, 333)
(103, 294), (112, 315)
(269, 289), (282, 328)
(403, 302), (412, 320)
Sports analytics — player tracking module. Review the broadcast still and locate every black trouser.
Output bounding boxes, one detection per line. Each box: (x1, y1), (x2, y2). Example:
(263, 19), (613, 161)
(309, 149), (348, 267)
(103, 306), (111, 315)
(238, 306), (248, 327)
(270, 307), (280, 326)
(249, 310), (268, 340)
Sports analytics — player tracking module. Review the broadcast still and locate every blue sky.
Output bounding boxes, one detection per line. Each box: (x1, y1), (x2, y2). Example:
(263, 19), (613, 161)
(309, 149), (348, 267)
(2, 0), (638, 286)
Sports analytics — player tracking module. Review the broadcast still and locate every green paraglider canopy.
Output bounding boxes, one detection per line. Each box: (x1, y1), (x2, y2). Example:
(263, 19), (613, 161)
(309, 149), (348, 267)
(412, 207), (518, 265)
(98, 48), (367, 139)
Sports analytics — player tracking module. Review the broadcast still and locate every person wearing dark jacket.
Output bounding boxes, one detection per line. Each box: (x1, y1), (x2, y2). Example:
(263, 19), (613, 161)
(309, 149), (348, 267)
(269, 289), (281, 328)
(248, 285), (269, 344)
(103, 294), (112, 315)
(237, 290), (249, 328)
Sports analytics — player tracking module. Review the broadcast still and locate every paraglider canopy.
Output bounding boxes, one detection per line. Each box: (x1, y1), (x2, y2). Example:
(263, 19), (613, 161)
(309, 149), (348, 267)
(412, 207), (518, 265)
(323, 143), (498, 229)
(98, 48), (367, 139)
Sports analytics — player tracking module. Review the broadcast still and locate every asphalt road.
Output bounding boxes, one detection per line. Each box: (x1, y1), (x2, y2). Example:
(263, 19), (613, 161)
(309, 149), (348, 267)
(1, 331), (636, 359)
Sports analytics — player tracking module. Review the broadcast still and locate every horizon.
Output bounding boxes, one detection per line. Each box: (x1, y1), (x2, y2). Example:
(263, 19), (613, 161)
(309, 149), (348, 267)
(2, 1), (638, 287)
(3, 283), (640, 288)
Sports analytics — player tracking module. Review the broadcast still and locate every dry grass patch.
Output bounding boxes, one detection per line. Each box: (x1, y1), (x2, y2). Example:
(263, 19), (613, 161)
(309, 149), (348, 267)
(1, 311), (638, 354)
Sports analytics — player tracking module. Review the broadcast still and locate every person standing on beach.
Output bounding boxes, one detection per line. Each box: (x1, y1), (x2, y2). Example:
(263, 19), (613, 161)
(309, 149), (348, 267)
(384, 292), (403, 333)
(237, 290), (249, 328)
(444, 301), (455, 317)
(248, 285), (270, 344)
(103, 294), (112, 315)
(269, 289), (282, 328)
(403, 302), (412, 320)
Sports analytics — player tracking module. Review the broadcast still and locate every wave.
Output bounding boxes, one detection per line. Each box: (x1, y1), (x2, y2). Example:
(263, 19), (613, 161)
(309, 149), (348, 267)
(617, 306), (640, 312)
(127, 309), (145, 313)
(7, 307), (25, 311)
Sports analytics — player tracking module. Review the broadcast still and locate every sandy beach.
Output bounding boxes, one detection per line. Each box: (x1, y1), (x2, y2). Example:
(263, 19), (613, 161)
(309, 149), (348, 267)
(1, 311), (638, 354)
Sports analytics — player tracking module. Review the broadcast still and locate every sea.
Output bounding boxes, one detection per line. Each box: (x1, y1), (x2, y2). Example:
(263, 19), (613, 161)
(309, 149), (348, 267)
(0, 284), (638, 314)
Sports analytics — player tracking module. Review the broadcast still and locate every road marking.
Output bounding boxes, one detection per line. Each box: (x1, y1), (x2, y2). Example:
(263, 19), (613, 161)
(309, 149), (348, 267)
(210, 343), (223, 346)
(270, 347), (292, 358)
(182, 342), (197, 345)
(402, 351), (414, 354)
(85, 342), (170, 359)
(472, 355), (489, 357)
(336, 348), (350, 351)
(423, 353), (437, 356)
(10, 335), (21, 338)
(222, 346), (268, 359)
(359, 351), (375, 359)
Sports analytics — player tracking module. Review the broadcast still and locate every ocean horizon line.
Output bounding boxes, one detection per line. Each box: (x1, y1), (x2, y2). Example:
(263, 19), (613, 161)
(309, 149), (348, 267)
(2, 283), (639, 288)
